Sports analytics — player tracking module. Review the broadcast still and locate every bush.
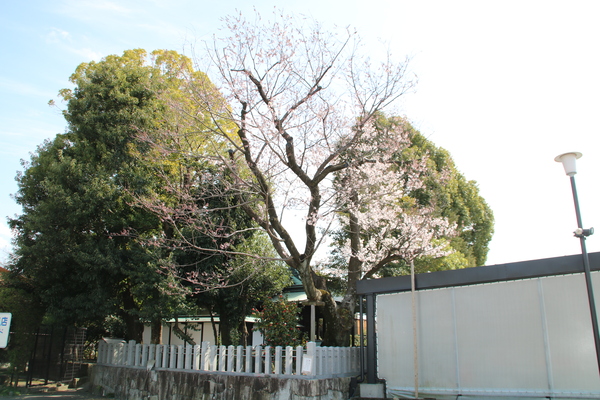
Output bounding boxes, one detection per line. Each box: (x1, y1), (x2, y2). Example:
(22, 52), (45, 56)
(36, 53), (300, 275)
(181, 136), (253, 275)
(254, 296), (305, 347)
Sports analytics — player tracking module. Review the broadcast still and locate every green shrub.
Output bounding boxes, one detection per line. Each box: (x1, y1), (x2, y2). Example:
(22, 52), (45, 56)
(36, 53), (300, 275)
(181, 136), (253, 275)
(254, 296), (305, 347)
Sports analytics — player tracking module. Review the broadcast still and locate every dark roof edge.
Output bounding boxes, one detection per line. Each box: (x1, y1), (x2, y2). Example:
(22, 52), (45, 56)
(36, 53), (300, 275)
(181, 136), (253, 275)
(356, 252), (600, 295)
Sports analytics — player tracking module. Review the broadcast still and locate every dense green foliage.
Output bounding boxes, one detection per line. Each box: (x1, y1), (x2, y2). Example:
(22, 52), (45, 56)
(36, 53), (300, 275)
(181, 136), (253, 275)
(9, 50), (213, 341)
(254, 296), (305, 347)
(394, 116), (494, 273)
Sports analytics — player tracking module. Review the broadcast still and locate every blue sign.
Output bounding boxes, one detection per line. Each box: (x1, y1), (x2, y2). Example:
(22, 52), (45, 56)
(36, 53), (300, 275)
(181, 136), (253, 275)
(0, 313), (12, 348)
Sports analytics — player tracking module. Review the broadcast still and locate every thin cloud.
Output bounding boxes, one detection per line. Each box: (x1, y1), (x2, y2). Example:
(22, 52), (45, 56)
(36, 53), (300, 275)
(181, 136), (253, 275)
(71, 47), (104, 61)
(135, 21), (186, 39)
(58, 0), (133, 20)
(0, 77), (55, 98)
(87, 0), (131, 13)
(45, 27), (72, 44)
(42, 27), (104, 61)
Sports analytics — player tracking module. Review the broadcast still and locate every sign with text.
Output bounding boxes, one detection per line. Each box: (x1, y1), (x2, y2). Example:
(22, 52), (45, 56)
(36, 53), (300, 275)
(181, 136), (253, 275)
(0, 313), (12, 348)
(301, 355), (313, 375)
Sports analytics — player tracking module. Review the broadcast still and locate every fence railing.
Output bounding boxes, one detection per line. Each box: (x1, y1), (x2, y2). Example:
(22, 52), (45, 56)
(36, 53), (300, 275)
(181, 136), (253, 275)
(97, 340), (360, 378)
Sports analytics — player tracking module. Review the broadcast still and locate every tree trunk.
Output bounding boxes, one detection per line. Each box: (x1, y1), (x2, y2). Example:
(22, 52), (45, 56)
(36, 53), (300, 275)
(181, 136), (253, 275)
(239, 296), (249, 346)
(120, 313), (143, 342)
(319, 200), (361, 346)
(240, 319), (249, 346)
(319, 292), (355, 346)
(151, 318), (163, 344)
(311, 271), (356, 346)
(121, 287), (143, 342)
(209, 307), (219, 345)
(220, 317), (233, 346)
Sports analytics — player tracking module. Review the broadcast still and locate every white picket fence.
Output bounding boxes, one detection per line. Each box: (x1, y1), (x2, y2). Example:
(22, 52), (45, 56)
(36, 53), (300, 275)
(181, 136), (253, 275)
(97, 340), (360, 377)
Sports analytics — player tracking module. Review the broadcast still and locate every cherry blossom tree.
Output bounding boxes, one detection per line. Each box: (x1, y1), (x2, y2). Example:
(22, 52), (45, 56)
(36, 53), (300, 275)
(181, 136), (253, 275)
(140, 12), (471, 345)
(326, 116), (460, 343)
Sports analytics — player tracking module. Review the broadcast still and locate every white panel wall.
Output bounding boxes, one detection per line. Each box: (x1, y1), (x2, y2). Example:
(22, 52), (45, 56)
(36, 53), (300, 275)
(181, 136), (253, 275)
(377, 272), (600, 399)
(542, 274), (598, 392)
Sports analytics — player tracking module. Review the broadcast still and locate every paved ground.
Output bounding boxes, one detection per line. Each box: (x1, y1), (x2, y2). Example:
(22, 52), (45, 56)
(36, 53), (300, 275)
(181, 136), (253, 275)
(0, 384), (105, 399)
(0, 390), (105, 400)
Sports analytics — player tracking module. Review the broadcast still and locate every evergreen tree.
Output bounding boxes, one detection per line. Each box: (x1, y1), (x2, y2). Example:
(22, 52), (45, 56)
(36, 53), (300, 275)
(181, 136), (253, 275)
(9, 50), (206, 341)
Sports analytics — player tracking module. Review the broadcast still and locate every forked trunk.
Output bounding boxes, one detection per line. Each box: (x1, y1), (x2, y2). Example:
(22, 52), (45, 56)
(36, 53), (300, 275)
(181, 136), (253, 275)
(320, 291), (355, 346)
(304, 269), (357, 346)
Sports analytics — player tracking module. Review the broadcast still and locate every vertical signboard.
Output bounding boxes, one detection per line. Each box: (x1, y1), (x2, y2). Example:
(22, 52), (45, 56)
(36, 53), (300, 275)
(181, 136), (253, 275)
(0, 313), (12, 348)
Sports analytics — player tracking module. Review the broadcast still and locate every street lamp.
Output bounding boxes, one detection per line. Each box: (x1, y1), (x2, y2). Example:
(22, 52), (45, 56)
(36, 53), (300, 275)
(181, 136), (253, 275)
(555, 152), (600, 374)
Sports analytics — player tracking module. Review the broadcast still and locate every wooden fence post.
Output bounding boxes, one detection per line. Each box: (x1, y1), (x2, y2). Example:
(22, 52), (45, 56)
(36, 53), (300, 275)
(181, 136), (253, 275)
(236, 346), (243, 372)
(210, 345), (218, 371)
(245, 346), (252, 373)
(285, 346), (293, 375)
(200, 342), (209, 371)
(274, 346), (282, 374)
(126, 340), (134, 366)
(141, 344), (148, 367)
(118, 342), (126, 365)
(169, 345), (176, 369)
(265, 346), (272, 374)
(176, 345), (184, 369)
(185, 344), (193, 370)
(227, 345), (235, 372)
(155, 345), (163, 368)
(161, 344), (169, 369)
(295, 345), (303, 375)
(193, 345), (201, 370)
(254, 345), (262, 374)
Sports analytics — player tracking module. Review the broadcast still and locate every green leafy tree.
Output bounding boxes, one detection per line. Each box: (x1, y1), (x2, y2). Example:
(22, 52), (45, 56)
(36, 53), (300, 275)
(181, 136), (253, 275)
(8, 49), (215, 342)
(331, 115), (494, 279)
(255, 296), (305, 347)
(398, 117), (493, 270)
(10, 135), (134, 333)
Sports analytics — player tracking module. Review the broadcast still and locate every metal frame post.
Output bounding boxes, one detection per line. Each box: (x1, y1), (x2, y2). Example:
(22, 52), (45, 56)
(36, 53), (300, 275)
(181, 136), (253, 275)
(359, 295), (365, 381)
(569, 175), (600, 374)
(366, 293), (377, 383)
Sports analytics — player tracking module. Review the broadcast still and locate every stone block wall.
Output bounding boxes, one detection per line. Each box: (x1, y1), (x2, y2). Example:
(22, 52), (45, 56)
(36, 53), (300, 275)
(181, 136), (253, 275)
(90, 364), (353, 400)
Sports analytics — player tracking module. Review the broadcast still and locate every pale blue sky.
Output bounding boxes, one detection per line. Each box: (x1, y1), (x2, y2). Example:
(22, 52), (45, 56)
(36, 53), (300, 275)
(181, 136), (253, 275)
(1, 0), (599, 266)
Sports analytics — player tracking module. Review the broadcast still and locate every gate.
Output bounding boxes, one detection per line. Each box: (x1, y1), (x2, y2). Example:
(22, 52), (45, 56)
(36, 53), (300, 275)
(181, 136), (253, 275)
(26, 326), (86, 385)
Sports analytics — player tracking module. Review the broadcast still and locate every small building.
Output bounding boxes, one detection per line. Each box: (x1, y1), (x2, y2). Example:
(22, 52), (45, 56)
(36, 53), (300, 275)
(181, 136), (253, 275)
(142, 315), (262, 346)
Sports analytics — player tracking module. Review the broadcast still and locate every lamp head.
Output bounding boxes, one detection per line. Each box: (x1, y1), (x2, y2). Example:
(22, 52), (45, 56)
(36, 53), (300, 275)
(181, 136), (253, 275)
(554, 152), (582, 176)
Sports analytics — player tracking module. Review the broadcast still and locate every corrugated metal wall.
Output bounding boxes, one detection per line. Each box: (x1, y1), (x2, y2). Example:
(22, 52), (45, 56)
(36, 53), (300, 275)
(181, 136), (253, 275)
(376, 272), (600, 399)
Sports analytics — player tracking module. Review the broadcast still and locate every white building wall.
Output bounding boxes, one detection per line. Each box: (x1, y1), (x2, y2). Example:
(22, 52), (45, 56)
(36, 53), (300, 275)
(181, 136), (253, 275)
(142, 319), (262, 346)
(143, 322), (212, 345)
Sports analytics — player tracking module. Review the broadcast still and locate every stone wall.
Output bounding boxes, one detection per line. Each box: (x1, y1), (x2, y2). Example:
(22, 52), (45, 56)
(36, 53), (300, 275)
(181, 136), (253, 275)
(89, 364), (353, 400)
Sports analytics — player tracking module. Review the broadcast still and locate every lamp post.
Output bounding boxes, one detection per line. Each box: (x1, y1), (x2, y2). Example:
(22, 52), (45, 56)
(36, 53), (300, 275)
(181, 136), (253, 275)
(555, 152), (600, 374)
